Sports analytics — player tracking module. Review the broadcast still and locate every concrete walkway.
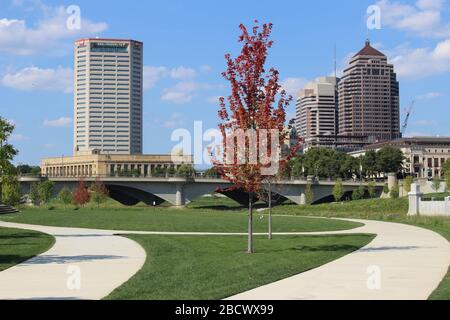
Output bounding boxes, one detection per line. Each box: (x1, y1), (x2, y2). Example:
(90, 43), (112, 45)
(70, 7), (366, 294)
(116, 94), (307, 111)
(0, 222), (146, 300)
(0, 218), (449, 300)
(228, 219), (450, 300)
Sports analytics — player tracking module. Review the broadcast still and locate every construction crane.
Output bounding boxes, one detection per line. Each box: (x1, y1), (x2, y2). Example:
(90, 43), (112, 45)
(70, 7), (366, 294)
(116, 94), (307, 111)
(402, 100), (415, 135)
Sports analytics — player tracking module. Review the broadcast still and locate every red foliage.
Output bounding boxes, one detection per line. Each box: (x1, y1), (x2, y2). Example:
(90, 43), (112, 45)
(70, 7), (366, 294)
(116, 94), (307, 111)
(72, 179), (91, 206)
(213, 21), (298, 196)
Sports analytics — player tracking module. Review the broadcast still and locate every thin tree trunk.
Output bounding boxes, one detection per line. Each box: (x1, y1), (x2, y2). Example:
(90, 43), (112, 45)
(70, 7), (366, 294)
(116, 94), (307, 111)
(268, 182), (272, 240)
(247, 193), (254, 254)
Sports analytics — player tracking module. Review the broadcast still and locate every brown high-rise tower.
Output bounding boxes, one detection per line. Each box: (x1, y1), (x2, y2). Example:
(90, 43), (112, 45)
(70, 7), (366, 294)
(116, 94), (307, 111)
(338, 40), (400, 143)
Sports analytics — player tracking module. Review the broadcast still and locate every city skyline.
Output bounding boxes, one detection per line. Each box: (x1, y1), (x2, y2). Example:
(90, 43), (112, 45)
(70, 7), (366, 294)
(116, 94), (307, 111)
(1, 0), (450, 165)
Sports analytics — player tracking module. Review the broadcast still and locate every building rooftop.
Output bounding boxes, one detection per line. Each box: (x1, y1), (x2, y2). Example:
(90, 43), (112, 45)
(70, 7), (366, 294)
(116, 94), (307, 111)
(363, 137), (450, 150)
(75, 38), (143, 44)
(353, 40), (385, 57)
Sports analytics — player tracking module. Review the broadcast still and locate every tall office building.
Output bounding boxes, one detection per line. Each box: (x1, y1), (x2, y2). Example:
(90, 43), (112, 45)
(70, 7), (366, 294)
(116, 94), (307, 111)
(73, 38), (143, 155)
(296, 77), (339, 149)
(338, 40), (400, 143)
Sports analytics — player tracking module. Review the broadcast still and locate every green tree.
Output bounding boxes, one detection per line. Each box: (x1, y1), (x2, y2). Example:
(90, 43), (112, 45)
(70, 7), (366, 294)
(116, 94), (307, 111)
(390, 182), (400, 199)
(38, 180), (54, 204)
(305, 183), (314, 205)
(290, 157), (303, 178)
(90, 179), (109, 208)
(362, 150), (378, 177)
(58, 187), (73, 207)
(352, 188), (362, 201)
(404, 176), (414, 193)
(368, 181), (376, 198)
(0, 117), (18, 202)
(443, 159), (450, 174)
(176, 165), (195, 178)
(1, 176), (20, 206)
(445, 171), (450, 191)
(332, 179), (344, 202)
(376, 147), (404, 174)
(431, 178), (441, 193)
(166, 166), (176, 176)
(29, 183), (41, 205)
(204, 167), (219, 178)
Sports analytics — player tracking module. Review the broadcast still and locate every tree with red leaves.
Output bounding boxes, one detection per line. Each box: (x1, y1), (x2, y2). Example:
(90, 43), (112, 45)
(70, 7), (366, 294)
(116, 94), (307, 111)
(72, 179), (90, 207)
(214, 21), (298, 253)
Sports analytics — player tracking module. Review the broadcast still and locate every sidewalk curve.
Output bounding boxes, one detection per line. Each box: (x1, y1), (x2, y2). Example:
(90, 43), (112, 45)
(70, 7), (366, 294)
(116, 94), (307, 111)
(0, 222), (146, 300)
(227, 219), (450, 300)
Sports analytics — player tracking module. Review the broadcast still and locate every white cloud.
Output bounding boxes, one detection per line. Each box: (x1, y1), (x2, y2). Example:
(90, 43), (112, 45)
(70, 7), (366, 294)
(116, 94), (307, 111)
(390, 39), (450, 79)
(143, 66), (198, 90)
(0, 5), (107, 55)
(169, 66), (196, 80)
(43, 143), (56, 148)
(280, 77), (309, 97)
(1, 66), (73, 93)
(9, 133), (29, 141)
(416, 91), (443, 99)
(143, 66), (168, 90)
(376, 0), (450, 38)
(43, 117), (72, 127)
(161, 81), (217, 104)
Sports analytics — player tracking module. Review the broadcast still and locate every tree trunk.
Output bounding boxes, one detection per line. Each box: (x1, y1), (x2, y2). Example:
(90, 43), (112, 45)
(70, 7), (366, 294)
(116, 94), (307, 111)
(268, 182), (272, 240)
(247, 193), (254, 254)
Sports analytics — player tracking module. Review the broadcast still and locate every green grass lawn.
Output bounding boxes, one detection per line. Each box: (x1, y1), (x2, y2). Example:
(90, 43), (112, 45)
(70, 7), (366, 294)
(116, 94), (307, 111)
(106, 234), (374, 300)
(0, 227), (55, 272)
(0, 203), (362, 233)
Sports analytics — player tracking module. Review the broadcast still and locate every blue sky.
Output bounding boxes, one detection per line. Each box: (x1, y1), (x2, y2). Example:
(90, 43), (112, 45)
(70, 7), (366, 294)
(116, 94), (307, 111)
(1, 0), (450, 165)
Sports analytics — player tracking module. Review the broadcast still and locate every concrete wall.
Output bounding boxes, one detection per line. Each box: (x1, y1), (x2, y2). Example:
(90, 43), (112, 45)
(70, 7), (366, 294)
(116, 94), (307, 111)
(408, 183), (450, 217)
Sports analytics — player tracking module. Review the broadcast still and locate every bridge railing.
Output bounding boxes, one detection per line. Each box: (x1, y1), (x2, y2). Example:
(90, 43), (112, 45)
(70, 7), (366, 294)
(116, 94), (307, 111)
(24, 173), (385, 185)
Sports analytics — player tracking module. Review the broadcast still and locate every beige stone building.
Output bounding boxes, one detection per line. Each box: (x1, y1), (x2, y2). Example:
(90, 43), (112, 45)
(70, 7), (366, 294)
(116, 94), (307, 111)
(74, 38), (143, 155)
(349, 137), (450, 178)
(41, 152), (193, 178)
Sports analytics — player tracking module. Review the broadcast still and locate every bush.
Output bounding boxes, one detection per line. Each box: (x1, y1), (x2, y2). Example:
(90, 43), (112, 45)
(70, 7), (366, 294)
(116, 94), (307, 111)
(176, 165), (195, 178)
(29, 183), (41, 205)
(352, 185), (366, 201)
(58, 187), (73, 206)
(431, 178), (441, 193)
(383, 184), (390, 194)
(305, 183), (314, 205)
(89, 179), (109, 208)
(368, 181), (376, 198)
(1, 176), (20, 206)
(404, 176), (414, 193)
(390, 183), (400, 199)
(72, 180), (90, 207)
(332, 179), (344, 202)
(445, 172), (450, 191)
(39, 180), (54, 204)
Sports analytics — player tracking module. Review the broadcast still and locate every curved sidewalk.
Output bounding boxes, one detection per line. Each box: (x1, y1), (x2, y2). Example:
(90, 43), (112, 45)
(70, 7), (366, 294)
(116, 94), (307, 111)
(228, 219), (450, 300)
(0, 222), (146, 300)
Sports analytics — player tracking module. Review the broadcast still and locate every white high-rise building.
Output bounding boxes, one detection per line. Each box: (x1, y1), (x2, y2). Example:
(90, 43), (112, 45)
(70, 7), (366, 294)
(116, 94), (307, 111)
(295, 76), (338, 149)
(73, 38), (143, 155)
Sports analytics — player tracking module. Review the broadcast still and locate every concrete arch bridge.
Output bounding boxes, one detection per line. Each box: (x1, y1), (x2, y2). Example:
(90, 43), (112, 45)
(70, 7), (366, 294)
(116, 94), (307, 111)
(19, 176), (385, 207)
